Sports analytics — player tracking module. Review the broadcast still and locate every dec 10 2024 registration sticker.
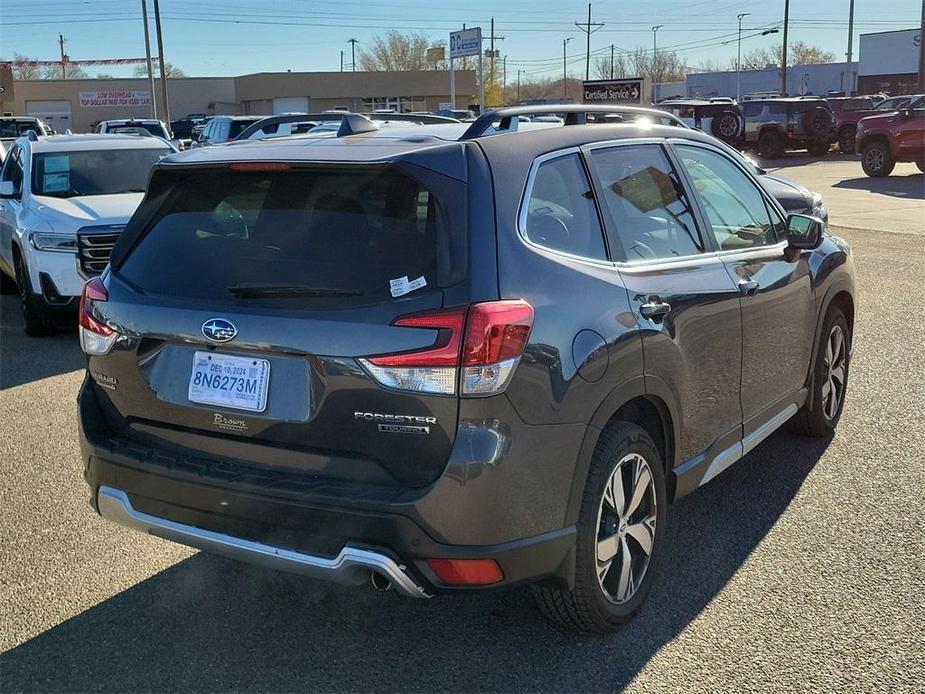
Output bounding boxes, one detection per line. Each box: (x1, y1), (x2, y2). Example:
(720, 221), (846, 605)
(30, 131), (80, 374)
(188, 351), (270, 413)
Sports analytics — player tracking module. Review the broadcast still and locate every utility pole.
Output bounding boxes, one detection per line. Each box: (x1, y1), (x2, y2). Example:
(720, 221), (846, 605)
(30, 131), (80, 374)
(780, 0), (790, 96)
(58, 34), (67, 79)
(340, 50), (344, 72)
(918, 0), (924, 92)
(348, 38), (358, 72)
(502, 55), (507, 102)
(517, 69), (522, 103)
(845, 0), (855, 95)
(736, 13), (750, 102)
(575, 3), (604, 81)
(651, 25), (663, 102)
(485, 18), (505, 105)
(141, 0), (157, 118)
(153, 0), (170, 125)
(610, 44), (615, 79)
(563, 37), (573, 101)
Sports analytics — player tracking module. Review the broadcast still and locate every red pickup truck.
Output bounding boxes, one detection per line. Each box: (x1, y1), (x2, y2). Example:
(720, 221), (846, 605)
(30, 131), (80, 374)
(834, 94), (923, 154)
(856, 96), (925, 177)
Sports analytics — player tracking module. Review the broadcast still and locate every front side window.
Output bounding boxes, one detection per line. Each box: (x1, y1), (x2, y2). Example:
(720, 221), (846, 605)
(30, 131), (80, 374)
(1, 146), (24, 193)
(31, 148), (169, 198)
(588, 144), (702, 262)
(675, 145), (778, 251)
(522, 153), (607, 261)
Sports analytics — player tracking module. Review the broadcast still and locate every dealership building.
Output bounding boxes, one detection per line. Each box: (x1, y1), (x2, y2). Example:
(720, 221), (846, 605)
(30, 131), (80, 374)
(0, 69), (477, 133)
(679, 26), (922, 99)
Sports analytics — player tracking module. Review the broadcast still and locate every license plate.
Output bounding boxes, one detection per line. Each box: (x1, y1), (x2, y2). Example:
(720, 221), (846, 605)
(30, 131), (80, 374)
(188, 351), (270, 413)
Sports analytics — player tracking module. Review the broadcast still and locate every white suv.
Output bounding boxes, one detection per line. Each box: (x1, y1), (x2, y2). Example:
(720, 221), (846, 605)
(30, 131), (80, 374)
(0, 133), (174, 334)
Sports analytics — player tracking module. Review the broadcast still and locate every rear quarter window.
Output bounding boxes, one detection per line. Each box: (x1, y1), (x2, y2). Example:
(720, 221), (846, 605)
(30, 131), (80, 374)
(116, 165), (465, 307)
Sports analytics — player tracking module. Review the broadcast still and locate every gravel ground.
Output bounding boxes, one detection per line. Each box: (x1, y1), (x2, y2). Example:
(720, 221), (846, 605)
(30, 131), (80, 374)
(1, 225), (923, 693)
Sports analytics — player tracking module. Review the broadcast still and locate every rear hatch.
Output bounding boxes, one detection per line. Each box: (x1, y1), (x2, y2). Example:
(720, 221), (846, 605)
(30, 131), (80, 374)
(86, 159), (471, 488)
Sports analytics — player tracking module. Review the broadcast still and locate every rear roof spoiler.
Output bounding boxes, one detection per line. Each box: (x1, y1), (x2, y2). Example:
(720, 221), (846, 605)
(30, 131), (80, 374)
(459, 104), (689, 139)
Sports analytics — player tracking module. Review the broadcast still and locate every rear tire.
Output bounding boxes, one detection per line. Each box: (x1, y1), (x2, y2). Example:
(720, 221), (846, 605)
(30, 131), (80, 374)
(838, 127), (856, 155)
(712, 110), (741, 141)
(15, 255), (55, 336)
(791, 307), (850, 437)
(758, 130), (784, 159)
(861, 141), (895, 177)
(533, 421), (667, 632)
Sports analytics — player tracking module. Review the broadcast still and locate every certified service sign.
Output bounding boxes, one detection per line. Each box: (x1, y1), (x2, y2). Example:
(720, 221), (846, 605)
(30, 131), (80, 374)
(582, 78), (645, 105)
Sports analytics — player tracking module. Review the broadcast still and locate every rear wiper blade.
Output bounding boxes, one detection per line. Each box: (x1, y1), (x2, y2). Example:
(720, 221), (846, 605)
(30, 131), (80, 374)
(227, 284), (363, 298)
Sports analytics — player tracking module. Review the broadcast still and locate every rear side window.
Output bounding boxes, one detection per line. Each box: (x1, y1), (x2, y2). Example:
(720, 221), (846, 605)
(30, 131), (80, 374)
(116, 166), (464, 307)
(522, 153), (607, 260)
(742, 103), (762, 118)
(588, 144), (702, 262)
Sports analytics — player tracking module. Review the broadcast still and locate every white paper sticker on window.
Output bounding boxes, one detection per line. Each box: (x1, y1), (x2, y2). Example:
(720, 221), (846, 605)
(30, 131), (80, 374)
(389, 275), (427, 297)
(43, 172), (70, 193)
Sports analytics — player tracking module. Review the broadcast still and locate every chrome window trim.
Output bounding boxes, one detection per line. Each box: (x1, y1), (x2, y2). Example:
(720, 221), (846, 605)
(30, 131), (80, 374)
(516, 147), (614, 267)
(615, 251), (725, 273)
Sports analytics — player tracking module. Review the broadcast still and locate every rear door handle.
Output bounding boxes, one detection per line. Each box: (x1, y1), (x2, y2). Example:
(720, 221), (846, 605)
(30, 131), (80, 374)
(738, 279), (759, 296)
(639, 299), (671, 320)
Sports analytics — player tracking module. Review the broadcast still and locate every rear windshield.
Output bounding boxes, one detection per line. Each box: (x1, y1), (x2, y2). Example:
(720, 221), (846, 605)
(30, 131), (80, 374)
(116, 166), (465, 307)
(31, 148), (169, 197)
(228, 119), (263, 138)
(108, 122), (169, 138)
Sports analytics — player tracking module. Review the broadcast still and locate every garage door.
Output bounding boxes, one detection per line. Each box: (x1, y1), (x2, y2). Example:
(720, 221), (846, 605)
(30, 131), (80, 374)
(26, 99), (72, 132)
(273, 96), (309, 114)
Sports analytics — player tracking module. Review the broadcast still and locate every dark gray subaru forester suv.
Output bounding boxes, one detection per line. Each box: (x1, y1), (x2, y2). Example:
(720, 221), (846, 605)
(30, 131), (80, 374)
(78, 106), (855, 632)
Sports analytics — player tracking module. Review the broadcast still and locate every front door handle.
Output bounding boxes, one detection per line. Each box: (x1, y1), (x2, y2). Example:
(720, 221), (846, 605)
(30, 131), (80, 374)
(639, 299), (671, 320)
(738, 278), (759, 296)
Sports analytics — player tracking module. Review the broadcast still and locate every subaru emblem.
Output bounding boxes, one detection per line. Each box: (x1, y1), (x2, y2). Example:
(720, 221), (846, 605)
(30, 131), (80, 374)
(201, 318), (238, 343)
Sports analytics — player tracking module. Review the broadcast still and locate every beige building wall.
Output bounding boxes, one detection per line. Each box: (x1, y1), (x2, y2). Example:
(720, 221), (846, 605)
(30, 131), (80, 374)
(1, 70), (478, 133)
(2, 77), (236, 133)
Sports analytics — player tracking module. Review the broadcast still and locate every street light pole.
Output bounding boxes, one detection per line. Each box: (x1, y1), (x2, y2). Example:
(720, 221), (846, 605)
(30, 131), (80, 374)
(152, 0), (170, 126)
(140, 0), (157, 118)
(845, 0), (855, 95)
(347, 38), (358, 72)
(651, 25), (663, 103)
(736, 13), (750, 102)
(563, 37), (573, 102)
(517, 69), (522, 103)
(780, 0), (790, 96)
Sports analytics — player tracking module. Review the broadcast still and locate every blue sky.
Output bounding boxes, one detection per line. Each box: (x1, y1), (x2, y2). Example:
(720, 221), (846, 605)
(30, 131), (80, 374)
(1, 0), (921, 79)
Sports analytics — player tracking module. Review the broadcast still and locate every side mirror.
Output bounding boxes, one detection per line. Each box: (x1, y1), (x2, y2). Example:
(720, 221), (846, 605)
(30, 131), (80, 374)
(0, 180), (17, 199)
(786, 213), (823, 251)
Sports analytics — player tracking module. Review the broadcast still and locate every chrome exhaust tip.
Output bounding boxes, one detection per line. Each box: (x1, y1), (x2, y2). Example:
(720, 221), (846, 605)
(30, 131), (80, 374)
(370, 571), (393, 592)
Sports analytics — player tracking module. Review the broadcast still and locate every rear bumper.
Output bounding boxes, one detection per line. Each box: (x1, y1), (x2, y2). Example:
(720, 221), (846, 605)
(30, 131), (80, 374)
(79, 379), (580, 594)
(97, 485), (430, 598)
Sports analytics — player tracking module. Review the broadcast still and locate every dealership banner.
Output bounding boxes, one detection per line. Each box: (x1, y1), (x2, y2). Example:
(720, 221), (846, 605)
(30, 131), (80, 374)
(79, 90), (151, 107)
(582, 78), (645, 105)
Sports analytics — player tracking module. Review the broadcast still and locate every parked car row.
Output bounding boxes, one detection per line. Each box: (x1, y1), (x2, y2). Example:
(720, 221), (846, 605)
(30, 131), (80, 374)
(656, 93), (925, 171)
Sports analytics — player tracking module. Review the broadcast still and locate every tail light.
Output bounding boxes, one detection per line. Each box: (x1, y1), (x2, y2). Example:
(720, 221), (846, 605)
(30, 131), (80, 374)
(79, 277), (118, 355)
(359, 300), (534, 396)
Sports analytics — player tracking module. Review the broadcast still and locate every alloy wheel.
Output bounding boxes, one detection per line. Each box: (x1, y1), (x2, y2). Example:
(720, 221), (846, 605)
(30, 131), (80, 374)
(595, 453), (657, 604)
(718, 115), (738, 138)
(821, 324), (847, 421)
(865, 148), (883, 173)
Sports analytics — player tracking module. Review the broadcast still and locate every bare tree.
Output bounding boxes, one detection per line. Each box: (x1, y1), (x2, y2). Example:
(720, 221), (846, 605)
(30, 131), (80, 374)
(358, 31), (447, 71)
(133, 61), (185, 77)
(5, 54), (43, 80)
(590, 47), (687, 83)
(41, 62), (87, 79)
(739, 41), (836, 70)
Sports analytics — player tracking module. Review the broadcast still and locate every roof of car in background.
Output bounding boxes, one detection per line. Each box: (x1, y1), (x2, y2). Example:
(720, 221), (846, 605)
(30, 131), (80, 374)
(154, 118), (705, 172)
(24, 134), (175, 153)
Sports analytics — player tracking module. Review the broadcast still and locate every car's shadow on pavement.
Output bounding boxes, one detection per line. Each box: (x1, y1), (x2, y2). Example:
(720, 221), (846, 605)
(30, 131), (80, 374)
(0, 295), (84, 390)
(1, 431), (831, 692)
(833, 173), (925, 199)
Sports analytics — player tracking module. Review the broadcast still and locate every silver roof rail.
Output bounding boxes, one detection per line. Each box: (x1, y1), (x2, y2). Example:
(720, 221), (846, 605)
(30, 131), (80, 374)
(459, 104), (689, 139)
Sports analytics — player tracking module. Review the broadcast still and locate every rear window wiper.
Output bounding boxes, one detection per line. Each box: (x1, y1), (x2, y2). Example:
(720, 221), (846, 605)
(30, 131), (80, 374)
(227, 284), (363, 298)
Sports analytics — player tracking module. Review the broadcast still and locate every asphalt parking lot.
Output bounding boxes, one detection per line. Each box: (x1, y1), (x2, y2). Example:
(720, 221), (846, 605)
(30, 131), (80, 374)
(1, 158), (924, 692)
